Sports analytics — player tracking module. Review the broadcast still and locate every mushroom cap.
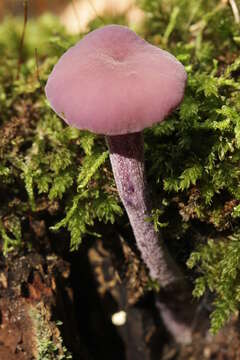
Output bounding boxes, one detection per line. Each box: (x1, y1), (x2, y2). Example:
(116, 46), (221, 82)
(45, 25), (187, 135)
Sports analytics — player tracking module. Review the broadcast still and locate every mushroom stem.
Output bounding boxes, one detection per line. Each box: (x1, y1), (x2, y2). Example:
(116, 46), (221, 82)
(106, 132), (194, 343)
(107, 132), (181, 285)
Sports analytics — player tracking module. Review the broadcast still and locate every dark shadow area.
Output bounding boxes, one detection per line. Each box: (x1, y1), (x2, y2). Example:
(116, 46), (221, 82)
(64, 242), (126, 360)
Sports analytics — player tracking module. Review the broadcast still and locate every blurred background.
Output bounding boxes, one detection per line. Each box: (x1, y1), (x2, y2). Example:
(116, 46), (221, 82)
(0, 0), (145, 33)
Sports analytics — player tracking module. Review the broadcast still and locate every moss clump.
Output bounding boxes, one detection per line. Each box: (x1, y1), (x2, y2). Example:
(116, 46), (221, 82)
(1, 0), (240, 333)
(0, 14), (122, 252)
(30, 304), (72, 360)
(139, 0), (240, 333)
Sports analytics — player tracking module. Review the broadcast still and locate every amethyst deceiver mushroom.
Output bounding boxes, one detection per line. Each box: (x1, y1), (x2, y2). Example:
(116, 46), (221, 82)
(45, 25), (194, 343)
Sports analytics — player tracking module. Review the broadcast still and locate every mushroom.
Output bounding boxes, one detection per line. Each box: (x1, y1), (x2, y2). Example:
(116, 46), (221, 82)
(45, 25), (194, 343)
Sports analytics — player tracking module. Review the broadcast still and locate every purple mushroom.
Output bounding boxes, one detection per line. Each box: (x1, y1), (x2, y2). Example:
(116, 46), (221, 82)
(45, 25), (194, 343)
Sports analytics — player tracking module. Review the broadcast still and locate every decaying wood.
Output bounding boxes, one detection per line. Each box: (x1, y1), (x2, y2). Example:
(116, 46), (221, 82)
(0, 250), (84, 360)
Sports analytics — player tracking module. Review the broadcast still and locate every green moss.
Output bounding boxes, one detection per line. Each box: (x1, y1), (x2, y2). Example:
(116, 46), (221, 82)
(139, 0), (240, 332)
(30, 304), (72, 360)
(1, 0), (240, 333)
